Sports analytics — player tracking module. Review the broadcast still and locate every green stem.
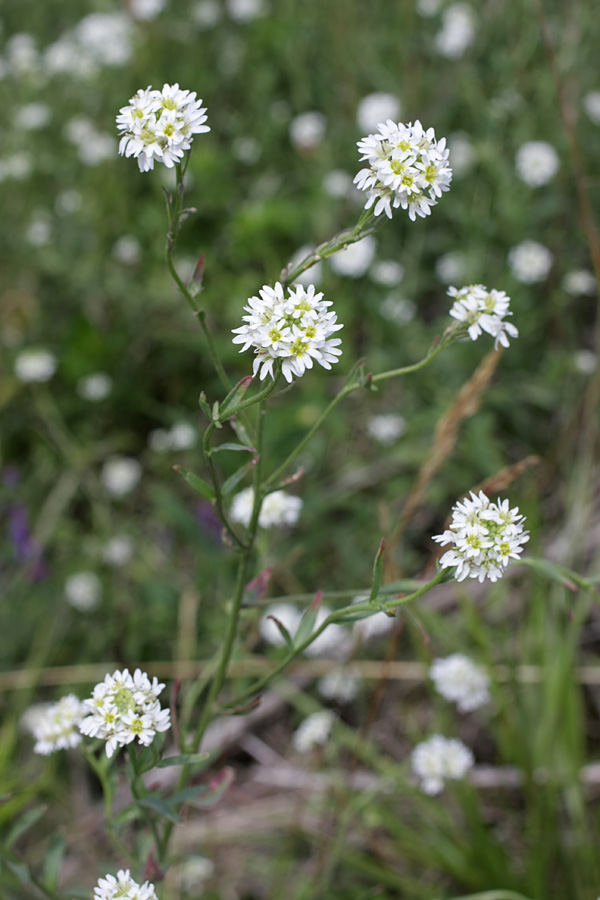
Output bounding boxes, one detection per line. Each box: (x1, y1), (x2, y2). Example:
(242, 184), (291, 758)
(83, 749), (133, 863)
(218, 370), (281, 422)
(202, 423), (248, 550)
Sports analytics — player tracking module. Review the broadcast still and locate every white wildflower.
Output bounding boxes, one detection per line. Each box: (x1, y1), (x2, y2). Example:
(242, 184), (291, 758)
(448, 284), (518, 349)
(0, 154), (33, 182)
(117, 83), (210, 173)
(130, 0), (167, 20)
(26, 213), (52, 247)
(433, 490), (529, 583)
(563, 269), (596, 296)
(290, 111), (326, 152)
(583, 91), (600, 125)
(380, 294), (416, 325)
(149, 422), (196, 452)
(354, 119), (452, 221)
(434, 4), (475, 59)
(370, 260), (404, 286)
(15, 103), (51, 131)
(292, 710), (335, 753)
(75, 13), (133, 67)
(232, 135), (261, 164)
(55, 190), (82, 215)
(14, 349), (56, 383)
(367, 413), (406, 445)
(232, 282), (342, 383)
(573, 350), (597, 375)
(412, 735), (474, 794)
(515, 141), (559, 186)
(226, 0), (266, 22)
(322, 169), (354, 199)
(112, 235), (142, 265)
(77, 373), (112, 402)
(103, 535), (134, 567)
(430, 654), (490, 712)
(178, 856), (215, 892)
(65, 572), (102, 612)
(79, 668), (170, 758)
(508, 240), (553, 284)
(25, 695), (87, 755)
(93, 869), (158, 900)
(330, 235), (376, 278)
(318, 667), (360, 704)
(416, 0), (442, 17)
(259, 602), (302, 646)
(192, 0), (222, 27)
(101, 456), (142, 497)
(6, 34), (39, 76)
(436, 251), (465, 284)
(357, 93), (401, 134)
(230, 487), (302, 528)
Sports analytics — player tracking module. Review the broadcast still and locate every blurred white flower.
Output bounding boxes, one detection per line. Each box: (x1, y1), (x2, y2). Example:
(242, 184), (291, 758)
(178, 857), (215, 893)
(6, 33), (39, 75)
(0, 154), (33, 182)
(130, 0), (167, 20)
(14, 349), (57, 383)
(15, 102), (51, 131)
(322, 169), (354, 199)
(149, 422), (197, 452)
(43, 35), (95, 78)
(508, 240), (553, 284)
(356, 92), (401, 133)
(65, 572), (102, 612)
(318, 667), (360, 704)
(148, 429), (171, 453)
(304, 606), (352, 658)
(26, 213), (52, 247)
(290, 111), (326, 152)
(232, 135), (261, 164)
(411, 734), (474, 794)
(436, 251), (465, 284)
(352, 595), (395, 641)
(430, 654), (490, 712)
(573, 350), (597, 375)
(288, 246), (323, 287)
(79, 132), (116, 166)
(79, 668), (170, 758)
(259, 602), (302, 646)
(75, 13), (133, 67)
(226, 0), (266, 21)
(434, 4), (475, 58)
(103, 535), (134, 567)
(55, 189), (82, 215)
(230, 487), (303, 528)
(370, 260), (404, 287)
(367, 413), (406, 445)
(583, 91), (600, 125)
(433, 490), (529, 583)
(515, 141), (559, 187)
(380, 294), (416, 325)
(112, 235), (142, 265)
(24, 695), (86, 755)
(77, 373), (112, 402)
(447, 131), (476, 177)
(563, 269), (596, 296)
(93, 870), (158, 900)
(330, 236), (376, 278)
(192, 0), (222, 27)
(416, 0), (442, 16)
(292, 710), (335, 753)
(101, 456), (142, 497)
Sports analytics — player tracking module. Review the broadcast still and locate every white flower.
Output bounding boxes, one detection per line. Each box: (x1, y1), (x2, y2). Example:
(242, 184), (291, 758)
(367, 413), (406, 445)
(357, 93), (401, 134)
(15, 103), (51, 131)
(230, 487), (303, 528)
(178, 856), (215, 892)
(259, 602), (302, 646)
(149, 422), (197, 452)
(380, 294), (416, 325)
(232, 282), (342, 383)
(433, 490), (529, 583)
(0, 154), (33, 182)
(292, 710), (335, 753)
(192, 0), (222, 27)
(352, 595), (395, 641)
(448, 284), (519, 349)
(434, 4), (475, 59)
(75, 13), (133, 67)
(77, 373), (112, 402)
(130, 0), (167, 20)
(25, 695), (86, 755)
(369, 259), (404, 286)
(322, 169), (354, 199)
(117, 83), (210, 173)
(515, 141), (559, 186)
(436, 251), (465, 284)
(508, 240), (553, 284)
(112, 235), (142, 265)
(288, 246), (323, 287)
(318, 667), (360, 704)
(563, 269), (596, 296)
(55, 190), (82, 215)
(226, 0), (266, 22)
(14, 349), (56, 383)
(447, 132), (476, 177)
(573, 350), (597, 375)
(103, 535), (134, 567)
(303, 606), (352, 658)
(290, 111), (326, 152)
(430, 654), (490, 712)
(6, 33), (39, 76)
(93, 869), (158, 900)
(411, 734), (474, 795)
(330, 235), (376, 278)
(583, 91), (600, 124)
(416, 0), (442, 17)
(354, 119), (452, 221)
(80, 668), (170, 758)
(26, 213), (52, 247)
(101, 456), (142, 497)
(232, 135), (261, 164)
(65, 572), (102, 612)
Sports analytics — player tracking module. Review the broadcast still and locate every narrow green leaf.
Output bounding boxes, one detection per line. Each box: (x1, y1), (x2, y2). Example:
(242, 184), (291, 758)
(219, 375), (254, 417)
(6, 806), (45, 850)
(519, 556), (578, 591)
(138, 795), (180, 824)
(198, 391), (212, 419)
(265, 613), (294, 650)
(293, 591), (322, 650)
(212, 442), (256, 454)
(222, 457), (259, 496)
(369, 539), (385, 603)
(157, 752), (210, 769)
(174, 466), (215, 501)
(171, 767), (235, 809)
(229, 416), (254, 447)
(42, 833), (65, 893)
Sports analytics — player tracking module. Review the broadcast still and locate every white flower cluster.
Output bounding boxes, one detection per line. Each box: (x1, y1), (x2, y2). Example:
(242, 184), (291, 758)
(116, 83), (210, 172)
(354, 119), (452, 220)
(411, 734), (474, 795)
(515, 141), (559, 187)
(433, 491), (529, 583)
(448, 284), (518, 349)
(25, 695), (86, 755)
(230, 487), (303, 529)
(14, 349), (57, 383)
(232, 282), (342, 382)
(508, 240), (553, 284)
(430, 654), (490, 712)
(79, 668), (170, 758)
(93, 869), (157, 900)
(292, 710), (335, 753)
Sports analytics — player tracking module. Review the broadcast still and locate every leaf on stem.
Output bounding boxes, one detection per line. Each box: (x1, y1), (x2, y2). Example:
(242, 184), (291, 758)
(229, 416), (254, 447)
(245, 567), (273, 603)
(42, 833), (65, 893)
(293, 590), (322, 650)
(173, 466), (215, 502)
(210, 442), (257, 455)
(198, 391), (212, 420)
(188, 253), (205, 298)
(222, 455), (259, 496)
(6, 806), (46, 849)
(219, 375), (254, 418)
(369, 539), (385, 603)
(139, 794), (180, 824)
(170, 767), (235, 809)
(157, 752), (211, 769)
